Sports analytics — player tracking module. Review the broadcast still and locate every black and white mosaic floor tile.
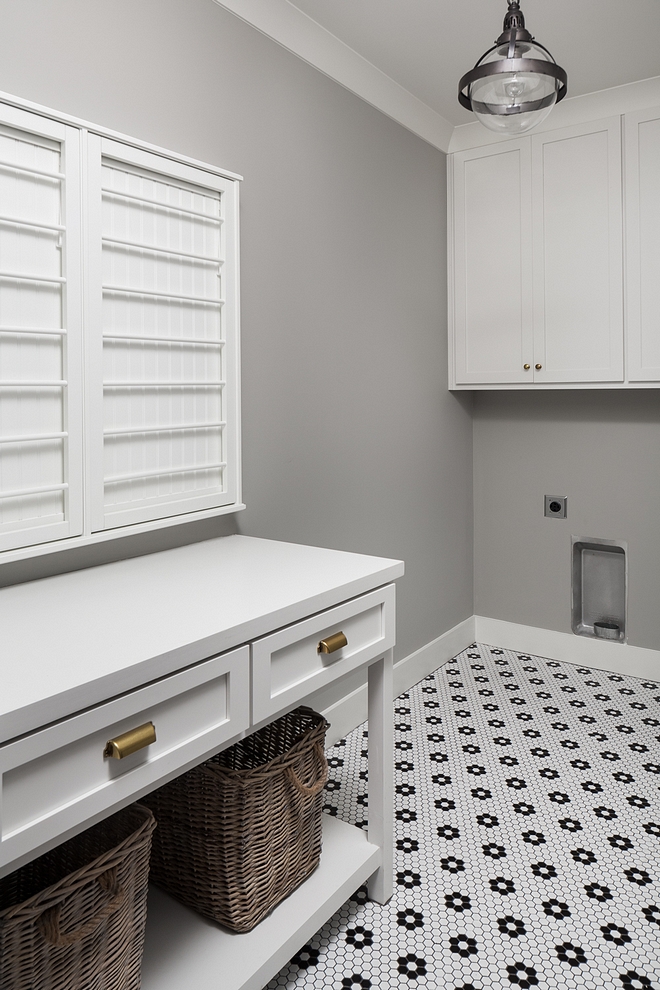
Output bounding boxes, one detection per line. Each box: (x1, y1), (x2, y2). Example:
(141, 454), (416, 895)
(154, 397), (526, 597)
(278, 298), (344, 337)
(267, 644), (660, 990)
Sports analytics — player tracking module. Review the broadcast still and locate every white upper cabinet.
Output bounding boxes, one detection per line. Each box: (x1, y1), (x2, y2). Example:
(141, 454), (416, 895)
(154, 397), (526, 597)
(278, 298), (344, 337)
(450, 116), (624, 388)
(531, 118), (622, 384)
(625, 107), (660, 382)
(450, 140), (533, 385)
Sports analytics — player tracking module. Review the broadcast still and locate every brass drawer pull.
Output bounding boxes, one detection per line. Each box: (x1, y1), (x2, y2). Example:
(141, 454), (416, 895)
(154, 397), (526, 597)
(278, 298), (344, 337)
(318, 631), (347, 655)
(104, 722), (156, 760)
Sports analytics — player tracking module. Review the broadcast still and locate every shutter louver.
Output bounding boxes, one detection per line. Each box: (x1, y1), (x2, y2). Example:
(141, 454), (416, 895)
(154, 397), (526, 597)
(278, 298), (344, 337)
(87, 139), (240, 530)
(0, 112), (82, 551)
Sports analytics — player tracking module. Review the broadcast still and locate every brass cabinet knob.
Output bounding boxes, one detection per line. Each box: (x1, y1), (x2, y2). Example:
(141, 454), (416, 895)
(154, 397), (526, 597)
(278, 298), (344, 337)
(318, 631), (347, 654)
(535, 363), (542, 370)
(523, 363), (530, 370)
(104, 722), (156, 759)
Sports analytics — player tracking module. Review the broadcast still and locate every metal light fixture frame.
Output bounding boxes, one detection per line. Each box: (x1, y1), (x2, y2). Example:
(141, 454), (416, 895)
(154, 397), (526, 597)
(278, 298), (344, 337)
(459, 1), (567, 120)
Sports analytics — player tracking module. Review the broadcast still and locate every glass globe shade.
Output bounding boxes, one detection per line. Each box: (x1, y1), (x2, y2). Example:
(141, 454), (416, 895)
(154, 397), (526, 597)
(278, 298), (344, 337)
(468, 41), (561, 135)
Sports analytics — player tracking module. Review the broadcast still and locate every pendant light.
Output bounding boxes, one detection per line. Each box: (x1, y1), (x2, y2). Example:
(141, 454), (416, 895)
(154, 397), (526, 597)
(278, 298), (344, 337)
(458, 0), (567, 135)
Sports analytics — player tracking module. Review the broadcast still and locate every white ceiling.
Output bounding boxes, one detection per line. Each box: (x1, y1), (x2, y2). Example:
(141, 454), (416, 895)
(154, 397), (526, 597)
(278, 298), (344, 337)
(284, 0), (660, 126)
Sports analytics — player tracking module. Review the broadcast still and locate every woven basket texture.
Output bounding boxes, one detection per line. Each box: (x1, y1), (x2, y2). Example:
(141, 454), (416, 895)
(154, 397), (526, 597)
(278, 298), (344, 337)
(0, 803), (155, 990)
(143, 706), (329, 933)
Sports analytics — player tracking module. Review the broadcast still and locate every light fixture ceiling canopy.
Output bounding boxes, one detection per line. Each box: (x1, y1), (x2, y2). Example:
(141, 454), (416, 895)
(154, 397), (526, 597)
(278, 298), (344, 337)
(459, 0), (568, 135)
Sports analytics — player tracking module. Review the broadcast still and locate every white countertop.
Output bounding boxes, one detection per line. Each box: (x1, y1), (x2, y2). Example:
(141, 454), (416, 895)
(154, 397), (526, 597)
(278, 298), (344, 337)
(0, 535), (403, 744)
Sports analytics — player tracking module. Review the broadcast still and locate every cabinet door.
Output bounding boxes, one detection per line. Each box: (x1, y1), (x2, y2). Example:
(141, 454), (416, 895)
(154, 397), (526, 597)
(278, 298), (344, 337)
(451, 141), (533, 385)
(625, 107), (660, 381)
(531, 118), (623, 383)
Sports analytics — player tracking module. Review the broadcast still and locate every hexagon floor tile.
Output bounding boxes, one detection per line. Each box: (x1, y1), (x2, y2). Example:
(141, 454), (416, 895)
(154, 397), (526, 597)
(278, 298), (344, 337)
(266, 644), (660, 990)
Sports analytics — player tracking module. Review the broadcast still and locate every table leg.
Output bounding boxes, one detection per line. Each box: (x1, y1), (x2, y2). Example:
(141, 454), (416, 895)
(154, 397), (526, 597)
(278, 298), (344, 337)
(367, 649), (393, 904)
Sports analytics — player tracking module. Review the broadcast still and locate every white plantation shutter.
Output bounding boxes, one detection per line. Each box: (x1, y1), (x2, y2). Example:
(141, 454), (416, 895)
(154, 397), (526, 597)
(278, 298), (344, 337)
(0, 99), (240, 559)
(0, 106), (82, 552)
(86, 137), (240, 531)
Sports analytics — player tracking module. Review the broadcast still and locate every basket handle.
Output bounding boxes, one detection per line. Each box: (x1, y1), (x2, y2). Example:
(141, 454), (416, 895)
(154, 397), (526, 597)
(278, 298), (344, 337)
(37, 867), (126, 947)
(286, 742), (329, 797)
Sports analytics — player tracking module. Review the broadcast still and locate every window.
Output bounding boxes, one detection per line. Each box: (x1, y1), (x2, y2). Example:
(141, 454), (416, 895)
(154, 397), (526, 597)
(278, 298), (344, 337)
(0, 99), (241, 559)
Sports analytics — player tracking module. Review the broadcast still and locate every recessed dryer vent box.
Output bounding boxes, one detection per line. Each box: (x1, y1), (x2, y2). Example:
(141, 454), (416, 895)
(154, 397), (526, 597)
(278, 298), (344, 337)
(572, 538), (626, 642)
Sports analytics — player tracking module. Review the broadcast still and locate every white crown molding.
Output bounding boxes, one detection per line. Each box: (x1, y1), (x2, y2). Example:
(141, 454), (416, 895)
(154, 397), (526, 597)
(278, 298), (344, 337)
(210, 0), (454, 153)
(449, 75), (660, 153)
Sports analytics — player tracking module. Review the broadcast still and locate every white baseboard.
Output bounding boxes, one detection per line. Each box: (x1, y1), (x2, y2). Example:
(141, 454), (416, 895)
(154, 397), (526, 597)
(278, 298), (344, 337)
(323, 616), (475, 745)
(322, 614), (660, 746)
(474, 615), (660, 682)
(392, 616), (475, 697)
(323, 689), (369, 749)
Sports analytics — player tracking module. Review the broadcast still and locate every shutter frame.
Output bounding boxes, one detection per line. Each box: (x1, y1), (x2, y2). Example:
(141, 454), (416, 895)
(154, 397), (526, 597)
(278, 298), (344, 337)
(0, 106), (83, 552)
(85, 136), (241, 532)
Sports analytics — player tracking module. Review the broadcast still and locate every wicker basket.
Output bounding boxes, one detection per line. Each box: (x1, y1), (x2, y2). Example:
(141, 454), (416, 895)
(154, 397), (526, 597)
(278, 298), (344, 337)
(0, 803), (155, 990)
(143, 706), (329, 933)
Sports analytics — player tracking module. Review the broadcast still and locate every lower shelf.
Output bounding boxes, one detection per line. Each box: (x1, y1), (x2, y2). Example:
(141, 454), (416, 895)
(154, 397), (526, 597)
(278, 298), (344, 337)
(141, 814), (382, 990)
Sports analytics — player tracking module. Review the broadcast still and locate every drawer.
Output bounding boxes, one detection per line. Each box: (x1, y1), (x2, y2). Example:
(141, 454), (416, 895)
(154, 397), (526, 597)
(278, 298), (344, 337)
(0, 646), (249, 876)
(252, 584), (395, 723)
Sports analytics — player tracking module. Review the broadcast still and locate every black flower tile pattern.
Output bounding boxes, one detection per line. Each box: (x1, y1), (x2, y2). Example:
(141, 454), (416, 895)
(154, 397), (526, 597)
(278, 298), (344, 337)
(267, 645), (660, 990)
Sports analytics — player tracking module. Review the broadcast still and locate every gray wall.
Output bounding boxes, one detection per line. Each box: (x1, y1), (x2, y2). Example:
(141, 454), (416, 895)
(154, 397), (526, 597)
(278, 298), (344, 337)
(474, 390), (660, 651)
(0, 0), (474, 664)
